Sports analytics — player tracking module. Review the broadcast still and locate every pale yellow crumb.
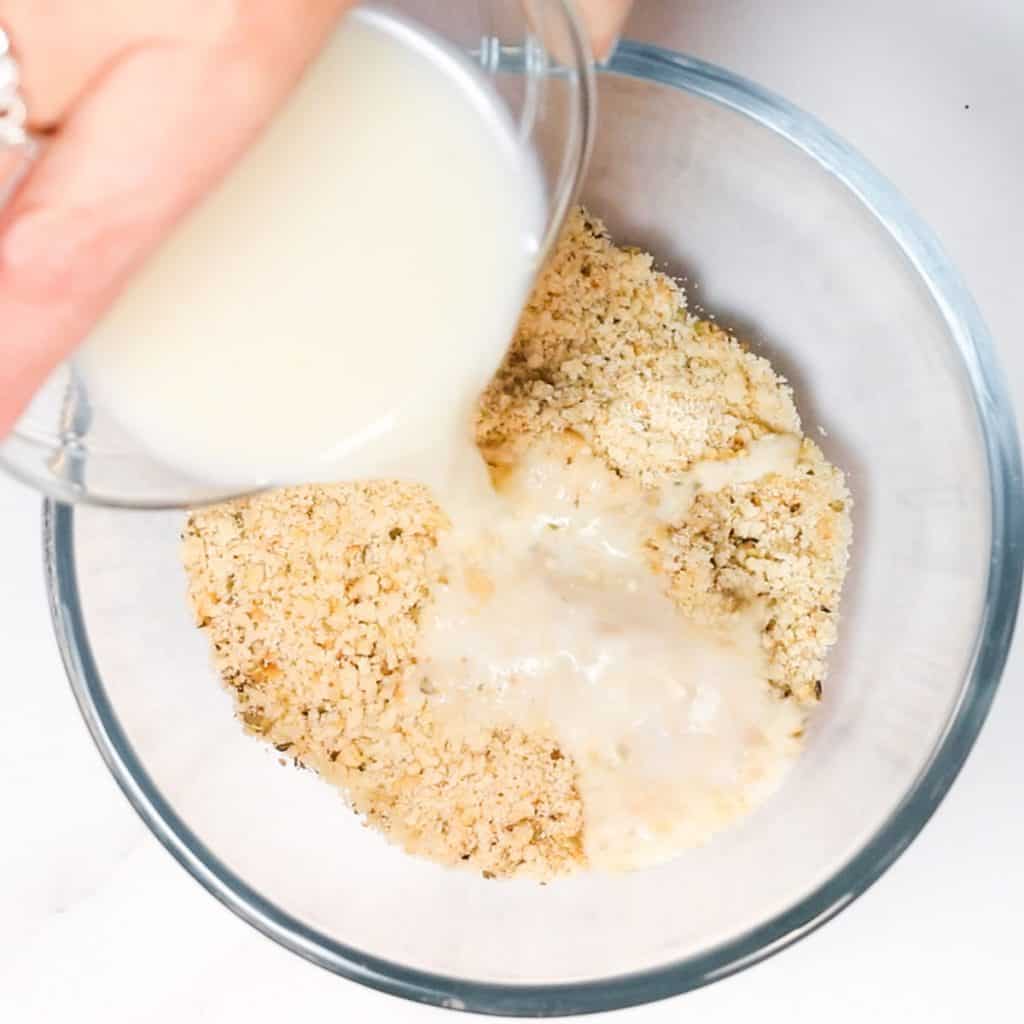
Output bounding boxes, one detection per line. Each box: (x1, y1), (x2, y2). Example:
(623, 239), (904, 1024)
(477, 211), (801, 484)
(653, 437), (851, 704)
(183, 481), (584, 879)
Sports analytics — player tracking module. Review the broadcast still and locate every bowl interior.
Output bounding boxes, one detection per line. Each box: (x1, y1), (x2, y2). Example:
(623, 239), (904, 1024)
(47, 48), (1013, 1012)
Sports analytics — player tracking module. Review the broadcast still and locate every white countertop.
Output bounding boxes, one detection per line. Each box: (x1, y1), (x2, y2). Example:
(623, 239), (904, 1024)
(3, 1), (1022, 1020)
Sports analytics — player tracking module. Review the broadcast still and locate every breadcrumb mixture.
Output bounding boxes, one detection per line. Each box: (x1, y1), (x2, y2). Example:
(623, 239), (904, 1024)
(183, 208), (851, 880)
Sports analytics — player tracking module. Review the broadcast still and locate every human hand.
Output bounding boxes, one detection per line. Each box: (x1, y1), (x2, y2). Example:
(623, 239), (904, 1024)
(0, 0), (358, 436)
(0, 0), (634, 439)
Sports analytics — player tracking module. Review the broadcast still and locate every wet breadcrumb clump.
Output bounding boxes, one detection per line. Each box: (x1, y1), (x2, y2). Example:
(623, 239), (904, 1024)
(183, 208), (851, 880)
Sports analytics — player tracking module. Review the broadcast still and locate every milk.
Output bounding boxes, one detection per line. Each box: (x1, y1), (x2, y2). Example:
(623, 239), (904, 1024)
(77, 7), (545, 499)
(417, 434), (806, 871)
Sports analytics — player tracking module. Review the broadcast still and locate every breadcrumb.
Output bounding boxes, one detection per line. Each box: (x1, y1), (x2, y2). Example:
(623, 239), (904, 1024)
(183, 207), (851, 879)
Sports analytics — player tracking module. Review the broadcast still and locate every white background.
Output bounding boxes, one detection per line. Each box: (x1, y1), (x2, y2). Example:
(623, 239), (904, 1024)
(2, 1), (1022, 1020)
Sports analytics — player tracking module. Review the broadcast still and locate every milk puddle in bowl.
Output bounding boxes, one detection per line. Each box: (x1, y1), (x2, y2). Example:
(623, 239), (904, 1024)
(417, 435), (805, 871)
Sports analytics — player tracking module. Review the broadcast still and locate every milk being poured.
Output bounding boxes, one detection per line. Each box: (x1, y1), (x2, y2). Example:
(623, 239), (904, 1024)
(78, 7), (544, 499)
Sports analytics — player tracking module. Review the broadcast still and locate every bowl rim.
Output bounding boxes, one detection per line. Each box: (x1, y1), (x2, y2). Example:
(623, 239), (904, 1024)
(42, 39), (1023, 1017)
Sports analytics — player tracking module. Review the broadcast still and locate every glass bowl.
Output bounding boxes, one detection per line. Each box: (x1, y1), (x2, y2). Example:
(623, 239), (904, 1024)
(43, 40), (1022, 1016)
(1, 0), (594, 508)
